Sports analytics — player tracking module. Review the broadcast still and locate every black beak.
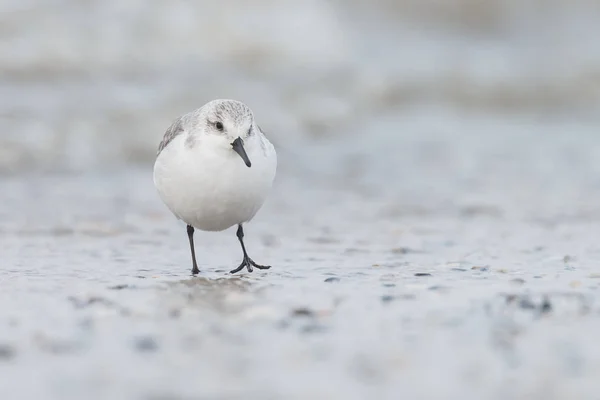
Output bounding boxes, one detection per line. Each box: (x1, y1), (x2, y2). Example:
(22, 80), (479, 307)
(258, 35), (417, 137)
(231, 137), (251, 168)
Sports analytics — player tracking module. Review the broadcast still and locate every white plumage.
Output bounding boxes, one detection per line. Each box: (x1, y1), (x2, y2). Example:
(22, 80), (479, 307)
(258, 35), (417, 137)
(153, 99), (277, 274)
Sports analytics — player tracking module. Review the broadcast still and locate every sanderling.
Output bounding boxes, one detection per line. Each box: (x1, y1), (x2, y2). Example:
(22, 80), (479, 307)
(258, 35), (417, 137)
(153, 99), (277, 275)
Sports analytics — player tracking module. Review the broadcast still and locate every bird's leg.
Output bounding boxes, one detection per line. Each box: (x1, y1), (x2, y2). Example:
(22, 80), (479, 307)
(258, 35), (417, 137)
(230, 224), (271, 274)
(187, 225), (200, 275)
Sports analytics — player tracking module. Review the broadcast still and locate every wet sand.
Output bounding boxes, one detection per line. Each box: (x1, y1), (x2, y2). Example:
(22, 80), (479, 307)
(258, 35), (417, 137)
(2, 119), (600, 399)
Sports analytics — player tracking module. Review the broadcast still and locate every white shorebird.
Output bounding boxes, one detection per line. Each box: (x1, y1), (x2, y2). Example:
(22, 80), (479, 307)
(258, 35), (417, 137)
(153, 99), (277, 275)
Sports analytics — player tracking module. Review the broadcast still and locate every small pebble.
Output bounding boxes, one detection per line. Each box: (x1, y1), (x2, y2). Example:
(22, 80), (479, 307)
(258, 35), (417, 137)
(451, 268), (467, 272)
(391, 247), (420, 254)
(519, 298), (536, 310)
(292, 308), (314, 317)
(0, 345), (15, 361)
(510, 278), (526, 285)
(108, 284), (130, 290)
(134, 336), (158, 353)
(414, 273), (431, 277)
(505, 294), (518, 304)
(324, 277), (340, 283)
(428, 285), (450, 293)
(540, 298), (552, 314)
(301, 324), (327, 334)
(381, 295), (395, 303)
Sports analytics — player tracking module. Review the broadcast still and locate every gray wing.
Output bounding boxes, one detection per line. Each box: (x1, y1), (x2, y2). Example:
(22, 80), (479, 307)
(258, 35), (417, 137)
(256, 124), (271, 153)
(157, 117), (185, 155)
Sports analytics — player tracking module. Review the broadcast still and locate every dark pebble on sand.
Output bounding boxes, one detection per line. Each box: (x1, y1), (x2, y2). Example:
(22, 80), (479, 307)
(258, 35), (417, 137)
(324, 277), (340, 283)
(518, 297), (536, 310)
(391, 247), (420, 254)
(540, 298), (552, 314)
(292, 308), (315, 317)
(504, 294), (517, 304)
(381, 295), (395, 303)
(428, 285), (449, 292)
(134, 336), (159, 353)
(109, 284), (130, 290)
(0, 345), (15, 360)
(415, 273), (432, 277)
(301, 324), (327, 334)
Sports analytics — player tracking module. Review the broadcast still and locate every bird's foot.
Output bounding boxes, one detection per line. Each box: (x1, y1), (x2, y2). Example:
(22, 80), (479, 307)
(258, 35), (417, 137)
(191, 266), (200, 275)
(230, 256), (271, 274)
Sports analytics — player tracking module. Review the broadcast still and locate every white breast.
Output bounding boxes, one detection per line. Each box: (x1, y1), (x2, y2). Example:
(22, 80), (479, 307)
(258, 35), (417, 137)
(153, 134), (277, 231)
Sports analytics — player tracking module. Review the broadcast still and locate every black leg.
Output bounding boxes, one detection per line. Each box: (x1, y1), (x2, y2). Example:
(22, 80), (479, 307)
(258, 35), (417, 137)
(230, 224), (271, 274)
(187, 225), (200, 275)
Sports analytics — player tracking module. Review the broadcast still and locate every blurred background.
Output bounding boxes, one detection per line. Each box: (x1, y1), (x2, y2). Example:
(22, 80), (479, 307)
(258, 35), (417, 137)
(3, 1), (600, 399)
(2, 0), (599, 174)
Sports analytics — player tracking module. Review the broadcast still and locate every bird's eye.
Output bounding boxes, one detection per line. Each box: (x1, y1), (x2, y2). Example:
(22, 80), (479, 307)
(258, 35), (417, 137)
(215, 121), (224, 131)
